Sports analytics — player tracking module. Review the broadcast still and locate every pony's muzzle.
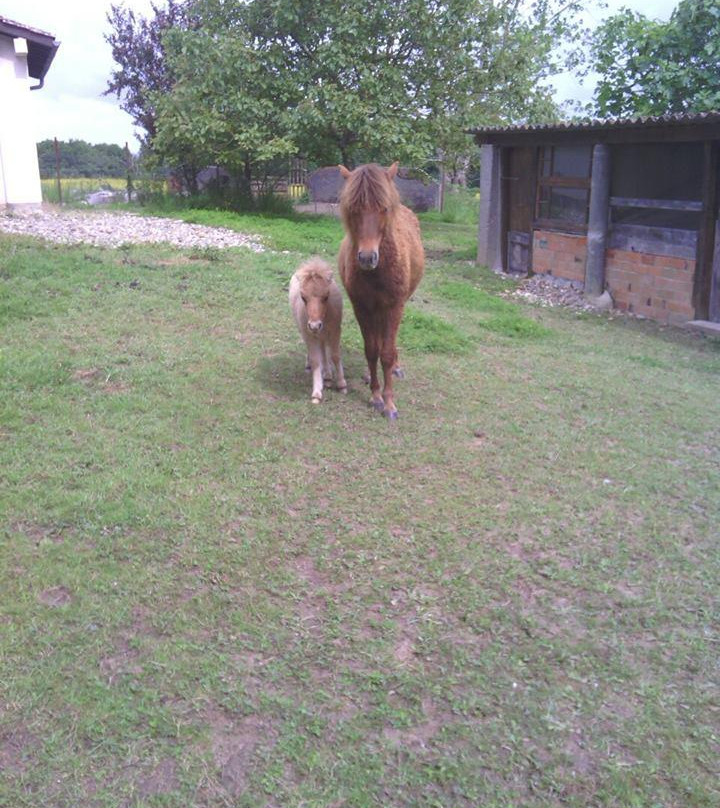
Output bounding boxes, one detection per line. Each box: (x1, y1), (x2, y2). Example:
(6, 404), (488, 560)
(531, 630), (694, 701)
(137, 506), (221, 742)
(307, 319), (324, 333)
(358, 249), (379, 269)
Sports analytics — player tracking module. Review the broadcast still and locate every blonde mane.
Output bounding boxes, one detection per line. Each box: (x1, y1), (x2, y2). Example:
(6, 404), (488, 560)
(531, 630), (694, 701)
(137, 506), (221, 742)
(339, 164), (401, 225)
(296, 257), (334, 290)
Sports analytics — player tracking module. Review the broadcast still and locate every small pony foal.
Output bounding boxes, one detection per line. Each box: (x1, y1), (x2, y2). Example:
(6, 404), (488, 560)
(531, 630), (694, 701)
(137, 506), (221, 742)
(289, 258), (347, 403)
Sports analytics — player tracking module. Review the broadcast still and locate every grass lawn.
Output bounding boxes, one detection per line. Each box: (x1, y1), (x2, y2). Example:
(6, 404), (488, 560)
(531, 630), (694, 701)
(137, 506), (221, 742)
(1, 205), (718, 807)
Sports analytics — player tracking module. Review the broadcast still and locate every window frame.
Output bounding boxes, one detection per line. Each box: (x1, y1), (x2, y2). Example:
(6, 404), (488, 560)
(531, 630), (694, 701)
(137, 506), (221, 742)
(534, 145), (592, 233)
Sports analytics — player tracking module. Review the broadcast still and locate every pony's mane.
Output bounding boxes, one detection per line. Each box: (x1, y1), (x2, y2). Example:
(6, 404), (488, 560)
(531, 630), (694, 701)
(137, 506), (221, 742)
(339, 164), (400, 218)
(296, 257), (334, 288)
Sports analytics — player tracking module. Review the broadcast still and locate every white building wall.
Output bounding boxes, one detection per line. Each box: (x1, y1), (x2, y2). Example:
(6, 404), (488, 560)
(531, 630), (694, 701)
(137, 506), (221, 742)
(0, 35), (43, 209)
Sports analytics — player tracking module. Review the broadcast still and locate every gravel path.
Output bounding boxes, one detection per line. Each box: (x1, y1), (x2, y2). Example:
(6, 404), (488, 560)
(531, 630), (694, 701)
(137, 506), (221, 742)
(0, 208), (265, 252)
(504, 274), (598, 312)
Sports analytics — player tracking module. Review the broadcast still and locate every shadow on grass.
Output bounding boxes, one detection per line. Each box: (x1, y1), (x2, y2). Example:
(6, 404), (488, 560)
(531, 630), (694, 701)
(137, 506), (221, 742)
(254, 348), (372, 406)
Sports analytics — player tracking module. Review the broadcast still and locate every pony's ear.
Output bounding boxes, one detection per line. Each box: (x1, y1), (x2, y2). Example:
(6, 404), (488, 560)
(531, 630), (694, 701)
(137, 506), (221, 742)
(387, 161), (399, 179)
(338, 165), (352, 179)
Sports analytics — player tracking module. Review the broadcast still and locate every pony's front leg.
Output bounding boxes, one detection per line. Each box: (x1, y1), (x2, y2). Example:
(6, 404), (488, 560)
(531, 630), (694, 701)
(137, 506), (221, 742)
(363, 336), (383, 410)
(366, 345), (383, 411)
(307, 341), (325, 403)
(380, 310), (402, 419)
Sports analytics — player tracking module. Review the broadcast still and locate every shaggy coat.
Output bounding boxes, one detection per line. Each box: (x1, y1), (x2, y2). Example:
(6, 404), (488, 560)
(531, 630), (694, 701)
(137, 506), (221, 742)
(289, 258), (346, 402)
(337, 162), (424, 418)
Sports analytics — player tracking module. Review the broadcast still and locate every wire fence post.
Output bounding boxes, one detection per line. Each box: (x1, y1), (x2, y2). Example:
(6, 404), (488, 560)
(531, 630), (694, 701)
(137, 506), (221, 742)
(437, 149), (445, 213)
(125, 142), (134, 203)
(53, 137), (62, 204)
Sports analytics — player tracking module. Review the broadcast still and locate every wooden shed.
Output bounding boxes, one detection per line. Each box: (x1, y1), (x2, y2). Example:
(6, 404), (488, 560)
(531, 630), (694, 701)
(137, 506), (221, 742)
(472, 113), (720, 327)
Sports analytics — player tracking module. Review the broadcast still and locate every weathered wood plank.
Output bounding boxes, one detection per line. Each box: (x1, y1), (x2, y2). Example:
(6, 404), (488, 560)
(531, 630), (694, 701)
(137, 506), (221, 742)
(609, 224), (697, 259)
(609, 197), (702, 212)
(693, 141), (719, 319)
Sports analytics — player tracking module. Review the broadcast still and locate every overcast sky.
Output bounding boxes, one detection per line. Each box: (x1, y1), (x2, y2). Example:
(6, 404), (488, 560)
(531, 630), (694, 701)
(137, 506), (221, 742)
(4, 0), (682, 149)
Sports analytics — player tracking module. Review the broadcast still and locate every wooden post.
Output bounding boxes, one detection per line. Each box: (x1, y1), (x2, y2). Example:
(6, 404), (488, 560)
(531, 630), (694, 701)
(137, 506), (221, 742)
(477, 144), (503, 272)
(585, 143), (610, 298)
(692, 141), (718, 320)
(53, 137), (62, 205)
(125, 142), (134, 203)
(437, 150), (445, 213)
(709, 218), (720, 322)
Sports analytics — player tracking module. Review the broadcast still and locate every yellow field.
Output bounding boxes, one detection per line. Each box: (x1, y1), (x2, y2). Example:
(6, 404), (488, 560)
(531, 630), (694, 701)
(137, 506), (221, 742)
(41, 177), (128, 204)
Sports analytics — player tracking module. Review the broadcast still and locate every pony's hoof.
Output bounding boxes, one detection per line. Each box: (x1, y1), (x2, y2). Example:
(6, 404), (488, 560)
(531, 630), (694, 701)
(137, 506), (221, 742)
(371, 399), (385, 412)
(392, 367), (405, 379)
(337, 384), (348, 394)
(362, 372), (371, 384)
(384, 409), (399, 421)
(311, 396), (322, 404)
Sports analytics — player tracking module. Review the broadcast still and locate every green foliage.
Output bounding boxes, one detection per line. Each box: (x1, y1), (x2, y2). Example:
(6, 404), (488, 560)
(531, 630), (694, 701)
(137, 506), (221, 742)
(36, 140), (129, 179)
(105, 0), (192, 140)
(107, 0), (590, 184)
(590, 0), (720, 116)
(152, 28), (297, 195)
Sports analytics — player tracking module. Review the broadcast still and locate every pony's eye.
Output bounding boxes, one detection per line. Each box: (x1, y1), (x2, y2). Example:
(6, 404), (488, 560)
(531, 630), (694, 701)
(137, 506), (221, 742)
(322, 296), (329, 303)
(300, 295), (307, 304)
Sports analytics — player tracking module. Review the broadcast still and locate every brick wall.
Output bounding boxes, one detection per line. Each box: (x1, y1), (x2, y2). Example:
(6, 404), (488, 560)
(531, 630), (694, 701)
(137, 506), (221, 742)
(605, 249), (695, 325)
(531, 229), (696, 324)
(532, 231), (587, 283)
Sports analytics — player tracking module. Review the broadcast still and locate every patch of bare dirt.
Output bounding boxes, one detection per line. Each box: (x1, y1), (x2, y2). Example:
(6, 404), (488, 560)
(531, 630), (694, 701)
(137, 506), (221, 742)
(292, 555), (332, 637)
(0, 728), (38, 775)
(383, 697), (447, 752)
(206, 709), (275, 797)
(72, 367), (103, 382)
(100, 381), (131, 395)
(99, 638), (143, 685)
(71, 367), (130, 394)
(37, 586), (73, 607)
(137, 758), (180, 798)
(11, 521), (67, 545)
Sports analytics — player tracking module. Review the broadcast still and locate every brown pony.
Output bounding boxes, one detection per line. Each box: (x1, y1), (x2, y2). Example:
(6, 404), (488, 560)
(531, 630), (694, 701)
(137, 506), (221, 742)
(337, 162), (424, 419)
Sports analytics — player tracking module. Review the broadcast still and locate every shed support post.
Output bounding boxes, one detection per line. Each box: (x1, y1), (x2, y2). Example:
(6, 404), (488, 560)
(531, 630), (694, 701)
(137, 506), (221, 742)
(477, 144), (503, 272)
(585, 143), (611, 298)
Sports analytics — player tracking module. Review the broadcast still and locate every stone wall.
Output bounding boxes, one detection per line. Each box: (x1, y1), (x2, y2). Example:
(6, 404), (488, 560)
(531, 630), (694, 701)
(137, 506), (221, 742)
(308, 167), (438, 212)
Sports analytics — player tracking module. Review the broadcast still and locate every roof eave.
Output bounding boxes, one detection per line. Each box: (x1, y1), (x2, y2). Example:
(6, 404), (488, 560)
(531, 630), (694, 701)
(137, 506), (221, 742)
(468, 112), (720, 146)
(0, 16), (60, 83)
